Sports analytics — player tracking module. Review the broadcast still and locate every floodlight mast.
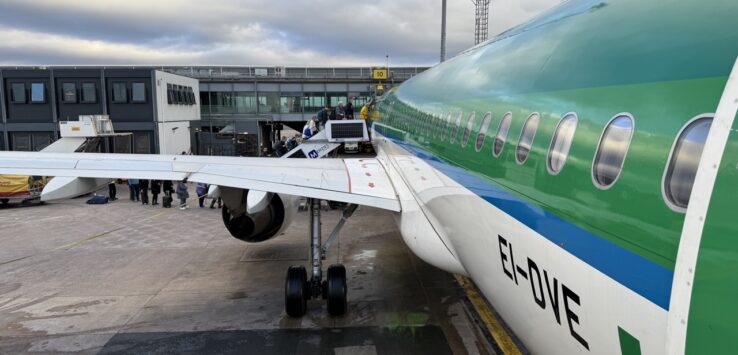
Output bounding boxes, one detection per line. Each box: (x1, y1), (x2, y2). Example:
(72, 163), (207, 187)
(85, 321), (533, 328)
(471, 0), (491, 45)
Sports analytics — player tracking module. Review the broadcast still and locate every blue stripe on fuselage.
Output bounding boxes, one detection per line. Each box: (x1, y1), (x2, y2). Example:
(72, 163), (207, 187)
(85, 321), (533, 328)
(375, 126), (673, 310)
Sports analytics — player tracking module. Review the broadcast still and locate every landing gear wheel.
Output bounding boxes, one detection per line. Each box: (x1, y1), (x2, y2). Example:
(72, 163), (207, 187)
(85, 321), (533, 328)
(285, 265), (308, 317)
(0, 199), (8, 206)
(326, 264), (347, 316)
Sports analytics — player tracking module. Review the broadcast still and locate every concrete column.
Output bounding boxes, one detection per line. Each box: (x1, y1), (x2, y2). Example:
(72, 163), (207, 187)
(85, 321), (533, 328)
(49, 69), (59, 139)
(151, 70), (160, 154)
(0, 69), (7, 150)
(100, 68), (110, 152)
(100, 68), (108, 115)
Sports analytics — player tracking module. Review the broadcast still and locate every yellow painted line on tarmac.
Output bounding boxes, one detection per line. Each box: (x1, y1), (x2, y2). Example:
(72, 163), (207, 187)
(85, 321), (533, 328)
(53, 227), (125, 251)
(456, 275), (522, 355)
(0, 193), (210, 266)
(54, 193), (206, 251)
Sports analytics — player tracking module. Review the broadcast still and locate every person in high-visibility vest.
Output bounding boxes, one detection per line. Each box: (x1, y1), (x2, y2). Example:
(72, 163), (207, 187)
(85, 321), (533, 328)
(359, 99), (373, 121)
(360, 100), (374, 139)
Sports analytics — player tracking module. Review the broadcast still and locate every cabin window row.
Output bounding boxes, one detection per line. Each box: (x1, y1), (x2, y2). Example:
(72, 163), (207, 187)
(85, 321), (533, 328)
(388, 107), (712, 212)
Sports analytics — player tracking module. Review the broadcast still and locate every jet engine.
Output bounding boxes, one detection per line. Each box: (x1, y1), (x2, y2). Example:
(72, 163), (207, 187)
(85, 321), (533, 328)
(218, 186), (297, 243)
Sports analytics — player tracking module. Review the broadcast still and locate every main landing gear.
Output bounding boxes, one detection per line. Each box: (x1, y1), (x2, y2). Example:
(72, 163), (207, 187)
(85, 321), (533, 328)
(285, 198), (357, 317)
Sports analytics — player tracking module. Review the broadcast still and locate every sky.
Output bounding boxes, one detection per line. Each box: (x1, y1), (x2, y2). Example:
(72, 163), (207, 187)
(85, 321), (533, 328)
(0, 0), (561, 67)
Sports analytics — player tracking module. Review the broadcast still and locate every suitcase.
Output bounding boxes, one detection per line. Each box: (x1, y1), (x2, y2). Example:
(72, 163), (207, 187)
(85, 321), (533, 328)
(163, 195), (173, 208)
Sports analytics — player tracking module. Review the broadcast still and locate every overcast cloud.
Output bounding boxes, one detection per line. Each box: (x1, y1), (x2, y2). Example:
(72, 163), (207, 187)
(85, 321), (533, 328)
(0, 0), (561, 66)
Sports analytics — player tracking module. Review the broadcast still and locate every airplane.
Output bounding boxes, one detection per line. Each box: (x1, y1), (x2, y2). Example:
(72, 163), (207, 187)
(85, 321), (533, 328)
(1, 0), (737, 353)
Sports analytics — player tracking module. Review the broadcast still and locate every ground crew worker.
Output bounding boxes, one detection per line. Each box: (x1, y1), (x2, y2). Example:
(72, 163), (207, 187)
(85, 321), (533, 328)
(359, 100), (371, 121)
(360, 100), (374, 139)
(316, 104), (332, 129)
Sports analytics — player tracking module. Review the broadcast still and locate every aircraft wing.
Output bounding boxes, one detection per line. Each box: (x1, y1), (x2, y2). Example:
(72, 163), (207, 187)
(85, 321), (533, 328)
(0, 152), (400, 212)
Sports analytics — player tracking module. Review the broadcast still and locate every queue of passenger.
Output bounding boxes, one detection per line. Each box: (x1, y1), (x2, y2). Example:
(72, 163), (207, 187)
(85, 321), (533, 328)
(105, 178), (222, 212)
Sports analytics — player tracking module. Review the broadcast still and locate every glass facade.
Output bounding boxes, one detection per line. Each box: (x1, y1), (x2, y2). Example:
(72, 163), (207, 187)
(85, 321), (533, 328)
(200, 91), (210, 114)
(31, 82), (45, 103)
(234, 92), (256, 113)
(112, 82), (127, 103)
(257, 92), (279, 113)
(198, 87), (377, 118)
(328, 93), (348, 108)
(303, 92), (325, 114)
(81, 82), (97, 103)
(133, 132), (151, 154)
(280, 94), (302, 113)
(209, 91), (234, 114)
(11, 132), (53, 151)
(114, 135), (132, 153)
(11, 83), (25, 103)
(131, 82), (146, 103)
(62, 82), (77, 103)
(196, 119), (259, 157)
(352, 93), (372, 109)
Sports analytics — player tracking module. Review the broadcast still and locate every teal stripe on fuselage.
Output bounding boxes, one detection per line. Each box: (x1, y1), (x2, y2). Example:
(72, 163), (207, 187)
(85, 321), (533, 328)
(375, 124), (673, 309)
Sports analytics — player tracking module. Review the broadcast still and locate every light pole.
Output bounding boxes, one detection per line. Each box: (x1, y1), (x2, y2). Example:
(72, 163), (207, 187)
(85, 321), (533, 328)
(440, 0), (447, 62)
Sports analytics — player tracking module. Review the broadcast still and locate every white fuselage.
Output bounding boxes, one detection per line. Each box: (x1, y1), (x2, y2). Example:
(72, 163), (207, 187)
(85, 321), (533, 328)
(372, 130), (668, 355)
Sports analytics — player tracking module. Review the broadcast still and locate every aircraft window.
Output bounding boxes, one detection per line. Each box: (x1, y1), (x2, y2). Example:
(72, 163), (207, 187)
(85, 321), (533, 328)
(475, 112), (492, 152)
(432, 113), (440, 138)
(663, 116), (712, 211)
(461, 112), (476, 148)
(493, 112), (512, 157)
(547, 113), (578, 175)
(441, 112), (452, 142)
(516, 113), (540, 164)
(435, 113), (445, 139)
(429, 114), (435, 136)
(422, 114), (428, 136)
(450, 112), (463, 144)
(592, 114), (634, 188)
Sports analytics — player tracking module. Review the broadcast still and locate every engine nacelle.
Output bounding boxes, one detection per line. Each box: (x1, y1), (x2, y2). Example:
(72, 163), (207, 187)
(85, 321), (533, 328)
(219, 186), (297, 243)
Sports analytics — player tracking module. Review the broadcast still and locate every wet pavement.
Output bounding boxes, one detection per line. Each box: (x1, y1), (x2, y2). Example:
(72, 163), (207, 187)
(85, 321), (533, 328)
(0, 184), (493, 354)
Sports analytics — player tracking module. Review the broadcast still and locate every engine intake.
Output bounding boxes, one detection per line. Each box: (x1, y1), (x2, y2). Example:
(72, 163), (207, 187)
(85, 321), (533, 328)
(221, 189), (286, 243)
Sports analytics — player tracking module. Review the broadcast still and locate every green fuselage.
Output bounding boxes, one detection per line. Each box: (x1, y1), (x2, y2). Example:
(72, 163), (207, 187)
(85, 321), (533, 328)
(375, 0), (738, 352)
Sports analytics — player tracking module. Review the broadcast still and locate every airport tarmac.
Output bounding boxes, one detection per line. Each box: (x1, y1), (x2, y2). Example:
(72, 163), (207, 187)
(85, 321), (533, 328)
(0, 184), (495, 354)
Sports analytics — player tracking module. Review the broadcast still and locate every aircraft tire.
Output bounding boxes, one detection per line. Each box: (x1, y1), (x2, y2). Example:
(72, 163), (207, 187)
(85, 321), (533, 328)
(285, 265), (308, 317)
(326, 264), (347, 316)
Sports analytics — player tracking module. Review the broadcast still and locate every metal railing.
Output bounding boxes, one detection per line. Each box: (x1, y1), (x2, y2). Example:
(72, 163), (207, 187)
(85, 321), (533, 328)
(159, 66), (429, 81)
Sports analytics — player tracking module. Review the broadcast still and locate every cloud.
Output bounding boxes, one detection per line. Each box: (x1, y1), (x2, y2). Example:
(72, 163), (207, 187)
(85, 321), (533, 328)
(0, 0), (561, 66)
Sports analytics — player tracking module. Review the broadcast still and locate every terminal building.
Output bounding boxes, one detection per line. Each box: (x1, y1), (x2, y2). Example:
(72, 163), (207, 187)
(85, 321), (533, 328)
(0, 66), (427, 156)
(0, 68), (199, 155)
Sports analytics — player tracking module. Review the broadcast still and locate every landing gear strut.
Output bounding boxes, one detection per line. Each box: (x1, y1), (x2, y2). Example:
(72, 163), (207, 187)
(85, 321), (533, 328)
(285, 198), (353, 317)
